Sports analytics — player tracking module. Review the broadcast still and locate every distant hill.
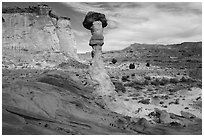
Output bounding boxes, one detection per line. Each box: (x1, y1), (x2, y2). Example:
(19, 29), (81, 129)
(79, 41), (202, 80)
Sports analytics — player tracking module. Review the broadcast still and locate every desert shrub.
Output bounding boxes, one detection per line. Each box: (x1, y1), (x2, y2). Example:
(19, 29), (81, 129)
(168, 88), (177, 93)
(130, 80), (142, 86)
(146, 62), (150, 67)
(138, 99), (150, 104)
(160, 101), (164, 104)
(170, 78), (179, 84)
(150, 77), (170, 86)
(180, 76), (188, 82)
(169, 122), (182, 127)
(143, 79), (149, 85)
(112, 81), (126, 93)
(147, 86), (154, 91)
(111, 58), (117, 64)
(196, 82), (202, 88)
(124, 79), (148, 90)
(180, 76), (195, 83)
(151, 78), (160, 86)
(168, 85), (185, 93)
(124, 82), (140, 89)
(35, 63), (41, 66)
(144, 76), (151, 80)
(129, 63), (135, 69)
(175, 99), (179, 104)
(121, 75), (129, 82)
(159, 77), (169, 85)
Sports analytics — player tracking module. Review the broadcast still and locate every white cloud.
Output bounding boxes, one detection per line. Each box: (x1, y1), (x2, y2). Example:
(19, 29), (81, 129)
(64, 2), (202, 52)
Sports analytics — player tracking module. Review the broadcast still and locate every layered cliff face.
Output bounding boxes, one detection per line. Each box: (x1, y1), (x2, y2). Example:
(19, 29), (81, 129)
(2, 11), (78, 67)
(56, 17), (78, 60)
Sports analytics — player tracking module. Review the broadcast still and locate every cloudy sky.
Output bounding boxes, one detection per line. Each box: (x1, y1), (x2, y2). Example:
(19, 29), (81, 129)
(3, 2), (202, 53)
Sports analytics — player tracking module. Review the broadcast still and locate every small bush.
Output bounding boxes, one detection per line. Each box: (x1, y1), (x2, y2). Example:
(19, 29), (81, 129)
(184, 107), (189, 109)
(129, 63), (135, 69)
(138, 99), (150, 104)
(175, 99), (180, 104)
(146, 62), (150, 67)
(160, 101), (164, 104)
(143, 79), (149, 85)
(124, 78), (148, 90)
(113, 81), (126, 93)
(124, 82), (143, 90)
(180, 76), (194, 83)
(35, 63), (41, 66)
(131, 80), (143, 86)
(159, 77), (169, 85)
(170, 78), (179, 84)
(151, 78), (160, 86)
(144, 76), (151, 80)
(147, 86), (154, 91)
(111, 58), (117, 64)
(121, 76), (129, 82)
(168, 86), (184, 93)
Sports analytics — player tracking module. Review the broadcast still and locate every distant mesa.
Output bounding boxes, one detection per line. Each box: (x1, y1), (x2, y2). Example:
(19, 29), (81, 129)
(2, 4), (71, 21)
(2, 3), (79, 62)
(3, 4), (49, 15)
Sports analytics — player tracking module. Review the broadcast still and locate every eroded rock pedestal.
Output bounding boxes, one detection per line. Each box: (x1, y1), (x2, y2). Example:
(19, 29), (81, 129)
(83, 11), (115, 96)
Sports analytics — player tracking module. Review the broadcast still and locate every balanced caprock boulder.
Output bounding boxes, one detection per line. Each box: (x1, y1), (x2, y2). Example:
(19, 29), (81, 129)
(83, 11), (115, 96)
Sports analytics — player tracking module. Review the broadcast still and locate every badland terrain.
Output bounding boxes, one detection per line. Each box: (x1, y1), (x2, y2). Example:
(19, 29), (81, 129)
(2, 5), (202, 135)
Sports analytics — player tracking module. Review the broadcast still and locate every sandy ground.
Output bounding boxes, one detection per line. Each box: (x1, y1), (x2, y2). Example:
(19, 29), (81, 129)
(2, 66), (202, 135)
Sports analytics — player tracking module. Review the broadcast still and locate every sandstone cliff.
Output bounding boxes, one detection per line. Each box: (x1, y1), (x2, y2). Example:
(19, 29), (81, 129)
(2, 6), (78, 67)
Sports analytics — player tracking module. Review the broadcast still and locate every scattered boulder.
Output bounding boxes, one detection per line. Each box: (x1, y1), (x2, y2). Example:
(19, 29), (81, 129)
(138, 99), (150, 104)
(112, 80), (126, 93)
(129, 118), (151, 132)
(137, 118), (150, 127)
(180, 111), (196, 119)
(111, 58), (117, 64)
(154, 108), (172, 124)
(169, 121), (182, 127)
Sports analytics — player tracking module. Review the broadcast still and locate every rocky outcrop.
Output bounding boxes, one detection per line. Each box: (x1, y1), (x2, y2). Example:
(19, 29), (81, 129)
(56, 17), (78, 60)
(83, 11), (115, 96)
(180, 111), (196, 119)
(2, 5), (79, 65)
(154, 108), (172, 124)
